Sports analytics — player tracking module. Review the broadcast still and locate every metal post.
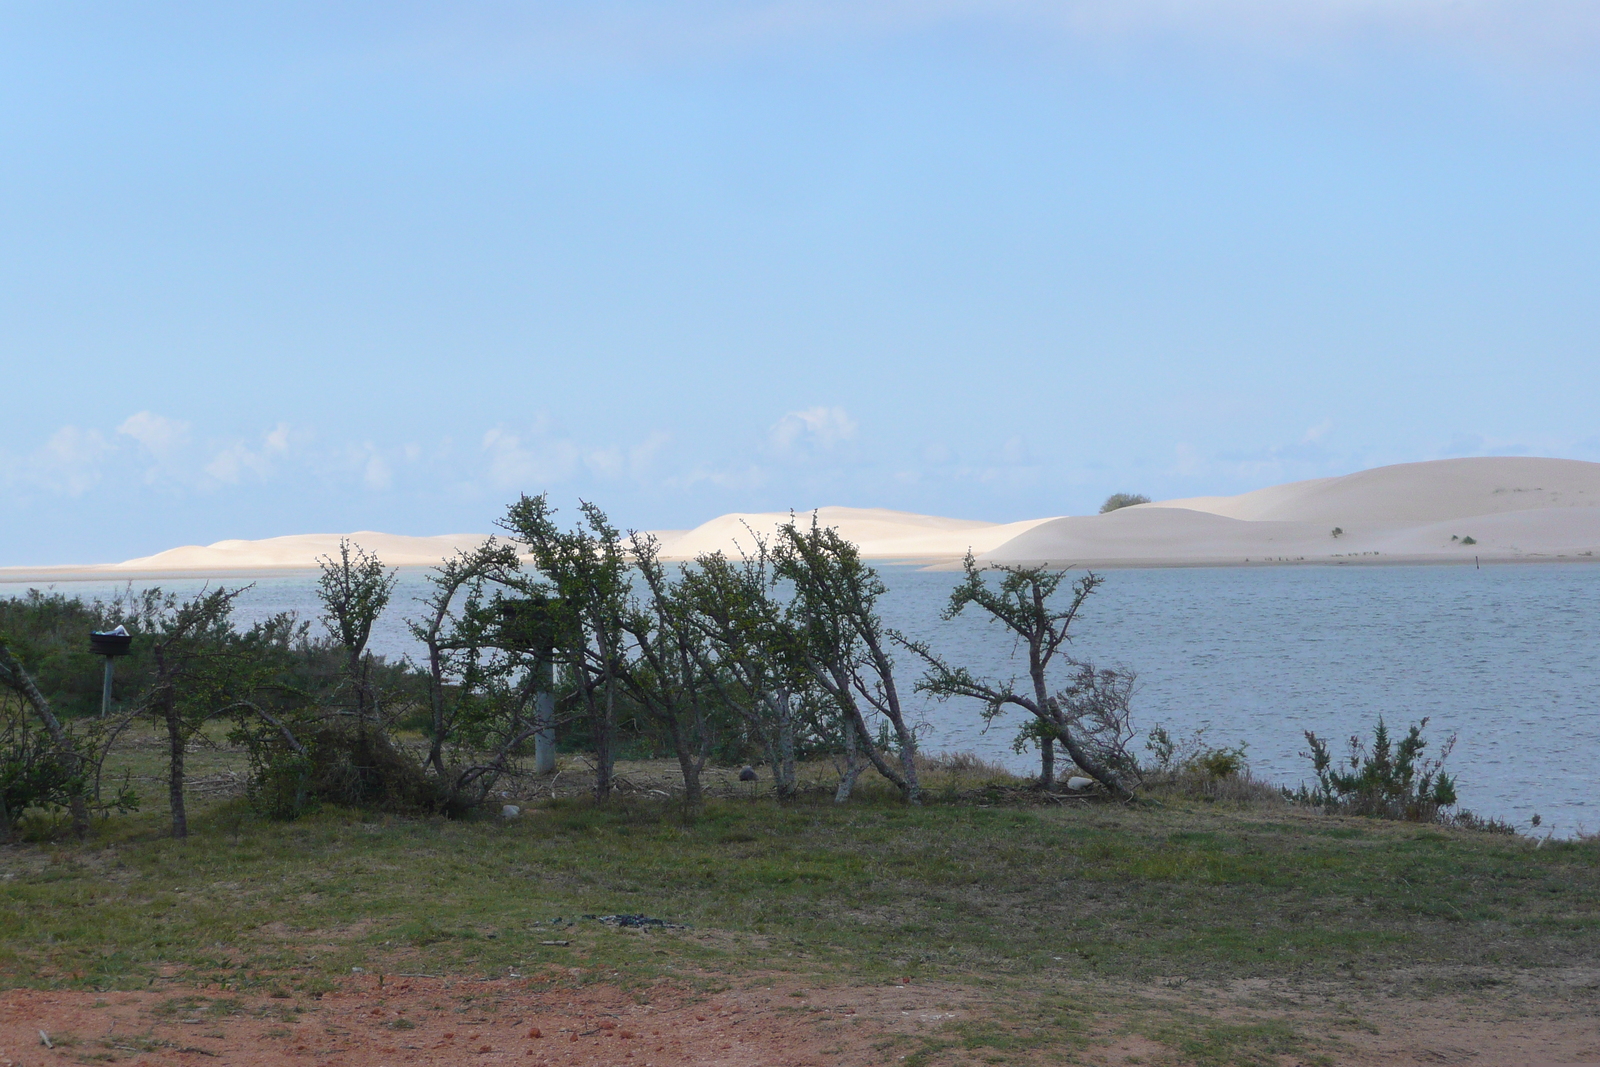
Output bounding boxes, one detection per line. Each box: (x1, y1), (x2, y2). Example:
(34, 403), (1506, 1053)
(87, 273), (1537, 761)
(100, 657), (114, 718)
(533, 655), (556, 774)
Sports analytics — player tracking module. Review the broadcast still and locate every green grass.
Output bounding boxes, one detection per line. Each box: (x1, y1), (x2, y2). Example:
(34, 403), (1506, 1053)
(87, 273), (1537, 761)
(3, 792), (1596, 991)
(3, 754), (1597, 1065)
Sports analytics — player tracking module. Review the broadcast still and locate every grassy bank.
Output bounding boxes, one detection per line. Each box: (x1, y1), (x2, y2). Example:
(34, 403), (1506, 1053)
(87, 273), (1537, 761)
(2, 753), (1598, 1064)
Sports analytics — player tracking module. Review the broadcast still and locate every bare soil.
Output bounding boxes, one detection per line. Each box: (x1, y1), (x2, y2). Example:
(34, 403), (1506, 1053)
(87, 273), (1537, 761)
(3, 970), (1597, 1067)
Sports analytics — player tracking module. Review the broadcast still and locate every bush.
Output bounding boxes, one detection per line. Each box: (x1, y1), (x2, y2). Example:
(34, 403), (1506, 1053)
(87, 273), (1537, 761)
(1141, 726), (1278, 803)
(0, 704), (83, 840)
(1293, 717), (1457, 822)
(1100, 493), (1151, 514)
(239, 718), (444, 820)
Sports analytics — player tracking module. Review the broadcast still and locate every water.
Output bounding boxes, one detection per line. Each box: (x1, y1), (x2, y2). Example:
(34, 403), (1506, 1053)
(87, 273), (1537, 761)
(6, 563), (1597, 836)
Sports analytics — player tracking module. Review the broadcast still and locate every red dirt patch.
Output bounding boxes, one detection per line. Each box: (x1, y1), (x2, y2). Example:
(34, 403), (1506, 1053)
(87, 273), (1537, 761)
(0, 976), (963, 1067)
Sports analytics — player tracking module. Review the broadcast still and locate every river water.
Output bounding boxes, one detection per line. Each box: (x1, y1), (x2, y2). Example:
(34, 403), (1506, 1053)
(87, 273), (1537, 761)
(6, 563), (1596, 836)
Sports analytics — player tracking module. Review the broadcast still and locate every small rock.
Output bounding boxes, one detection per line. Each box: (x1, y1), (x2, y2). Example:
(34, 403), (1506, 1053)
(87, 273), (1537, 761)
(1066, 776), (1095, 791)
(502, 804), (521, 818)
(527, 1027), (542, 1039)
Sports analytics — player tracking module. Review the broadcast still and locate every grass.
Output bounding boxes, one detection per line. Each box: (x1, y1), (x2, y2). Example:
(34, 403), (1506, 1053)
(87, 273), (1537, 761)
(2, 731), (1598, 1063)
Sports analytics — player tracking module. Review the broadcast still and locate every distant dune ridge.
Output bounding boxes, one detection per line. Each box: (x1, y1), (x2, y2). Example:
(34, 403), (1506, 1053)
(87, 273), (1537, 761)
(3, 458), (1598, 580)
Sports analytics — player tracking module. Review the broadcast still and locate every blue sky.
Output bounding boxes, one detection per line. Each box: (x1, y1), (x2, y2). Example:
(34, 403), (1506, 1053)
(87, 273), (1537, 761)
(3, 2), (1599, 564)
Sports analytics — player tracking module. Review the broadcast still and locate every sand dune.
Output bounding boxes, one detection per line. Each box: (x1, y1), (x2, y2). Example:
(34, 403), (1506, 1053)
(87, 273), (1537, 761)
(4, 458), (1599, 580)
(0, 532), (499, 581)
(652, 507), (1055, 561)
(1146, 457), (1600, 523)
(983, 457), (1600, 565)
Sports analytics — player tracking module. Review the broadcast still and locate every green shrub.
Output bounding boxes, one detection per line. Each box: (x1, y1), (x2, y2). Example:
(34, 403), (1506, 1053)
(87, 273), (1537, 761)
(1141, 726), (1275, 803)
(1293, 717), (1458, 822)
(1100, 493), (1151, 514)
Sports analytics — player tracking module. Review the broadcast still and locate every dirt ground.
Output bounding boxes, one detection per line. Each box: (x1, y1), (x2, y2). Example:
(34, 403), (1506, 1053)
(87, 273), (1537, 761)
(2, 971), (1598, 1067)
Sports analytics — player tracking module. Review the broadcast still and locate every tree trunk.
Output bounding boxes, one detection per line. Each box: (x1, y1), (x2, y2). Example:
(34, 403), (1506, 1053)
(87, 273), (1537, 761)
(1039, 736), (1055, 788)
(860, 631), (921, 804)
(165, 700), (188, 839)
(834, 715), (865, 803)
(1032, 643), (1125, 798)
(592, 672), (615, 802)
(773, 690), (798, 800)
(426, 638), (447, 775)
(669, 719), (703, 809)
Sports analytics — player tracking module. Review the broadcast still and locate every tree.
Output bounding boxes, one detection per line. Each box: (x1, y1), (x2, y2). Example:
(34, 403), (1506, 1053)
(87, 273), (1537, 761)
(0, 637), (93, 837)
(773, 515), (922, 803)
(409, 541), (523, 776)
(500, 496), (630, 801)
(676, 542), (806, 800)
(141, 586), (284, 838)
(316, 540), (398, 735)
(912, 553), (1134, 798)
(622, 533), (718, 808)
(1100, 493), (1150, 514)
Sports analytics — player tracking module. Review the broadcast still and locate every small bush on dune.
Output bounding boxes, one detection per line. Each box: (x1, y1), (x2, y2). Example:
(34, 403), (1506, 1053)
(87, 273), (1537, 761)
(1100, 493), (1151, 514)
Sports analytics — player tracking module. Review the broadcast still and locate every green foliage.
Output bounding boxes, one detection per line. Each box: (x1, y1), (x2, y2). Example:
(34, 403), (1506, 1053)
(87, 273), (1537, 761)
(1099, 492), (1151, 513)
(243, 749), (317, 821)
(1146, 726), (1247, 781)
(1295, 717), (1459, 821)
(0, 702), (83, 838)
(0, 587), (173, 720)
(314, 541), (396, 660)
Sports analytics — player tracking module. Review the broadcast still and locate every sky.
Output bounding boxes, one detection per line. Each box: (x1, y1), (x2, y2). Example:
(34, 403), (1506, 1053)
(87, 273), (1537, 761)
(3, 1), (1599, 564)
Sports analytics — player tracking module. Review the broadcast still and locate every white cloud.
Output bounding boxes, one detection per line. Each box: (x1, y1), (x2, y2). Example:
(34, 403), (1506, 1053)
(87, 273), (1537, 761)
(203, 422), (296, 485)
(1301, 418), (1334, 444)
(1000, 434), (1031, 465)
(769, 406), (858, 458)
(117, 411), (190, 457)
(362, 450), (393, 491)
(481, 427), (581, 490)
(628, 431), (672, 476)
(23, 426), (114, 496)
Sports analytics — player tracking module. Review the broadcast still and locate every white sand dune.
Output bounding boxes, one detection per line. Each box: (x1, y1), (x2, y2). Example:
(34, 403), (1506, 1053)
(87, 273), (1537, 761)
(4, 458), (1598, 580)
(113, 531), (498, 571)
(652, 507), (1055, 561)
(982, 457), (1600, 565)
(0, 532), (500, 581)
(1146, 457), (1600, 523)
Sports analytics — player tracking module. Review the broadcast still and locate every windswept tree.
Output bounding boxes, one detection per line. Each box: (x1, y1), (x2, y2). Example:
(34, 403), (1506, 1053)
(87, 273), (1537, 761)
(500, 496), (630, 801)
(317, 540), (398, 734)
(622, 533), (718, 808)
(677, 542), (805, 800)
(774, 515), (922, 804)
(913, 552), (1136, 797)
(409, 540), (523, 776)
(142, 587), (310, 837)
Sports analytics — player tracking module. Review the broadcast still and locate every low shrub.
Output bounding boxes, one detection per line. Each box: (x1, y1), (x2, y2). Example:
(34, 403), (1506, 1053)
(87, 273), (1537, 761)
(1141, 726), (1280, 804)
(1100, 493), (1152, 514)
(1292, 717), (1457, 822)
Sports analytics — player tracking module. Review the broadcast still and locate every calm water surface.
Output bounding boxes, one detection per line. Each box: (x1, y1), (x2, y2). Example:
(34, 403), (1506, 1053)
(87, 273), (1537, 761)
(7, 563), (1596, 835)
